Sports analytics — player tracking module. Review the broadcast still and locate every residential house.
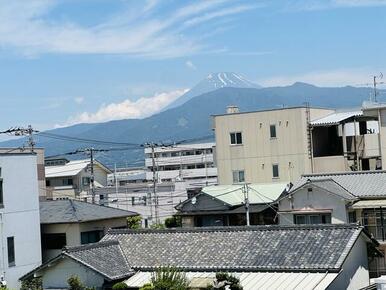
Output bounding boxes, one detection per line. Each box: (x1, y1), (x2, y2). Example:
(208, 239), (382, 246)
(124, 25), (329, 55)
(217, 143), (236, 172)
(96, 181), (186, 227)
(21, 224), (379, 290)
(45, 159), (111, 200)
(176, 183), (288, 227)
(213, 105), (383, 185)
(144, 143), (217, 197)
(40, 199), (138, 262)
(0, 151), (42, 289)
(278, 170), (386, 277)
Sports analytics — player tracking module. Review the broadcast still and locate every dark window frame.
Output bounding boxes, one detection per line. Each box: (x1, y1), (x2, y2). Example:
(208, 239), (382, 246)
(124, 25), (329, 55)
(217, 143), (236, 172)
(230, 132), (243, 145)
(270, 124), (277, 138)
(7, 236), (15, 267)
(272, 164), (279, 178)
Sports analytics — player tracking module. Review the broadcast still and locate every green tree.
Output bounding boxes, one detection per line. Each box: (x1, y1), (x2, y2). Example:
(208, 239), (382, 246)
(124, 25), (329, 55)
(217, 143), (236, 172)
(127, 215), (142, 229)
(20, 277), (43, 290)
(164, 216), (182, 228)
(139, 283), (154, 290)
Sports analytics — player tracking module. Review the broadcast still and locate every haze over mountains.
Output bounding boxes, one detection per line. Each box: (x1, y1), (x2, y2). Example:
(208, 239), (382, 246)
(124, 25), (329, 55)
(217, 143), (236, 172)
(1, 73), (383, 167)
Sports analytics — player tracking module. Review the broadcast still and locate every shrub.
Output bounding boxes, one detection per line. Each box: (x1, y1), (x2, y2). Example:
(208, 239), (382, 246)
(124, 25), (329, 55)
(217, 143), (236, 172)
(205, 273), (243, 290)
(164, 216), (182, 228)
(139, 283), (154, 290)
(112, 282), (128, 290)
(151, 267), (189, 290)
(127, 215), (142, 229)
(20, 277), (43, 290)
(67, 275), (95, 290)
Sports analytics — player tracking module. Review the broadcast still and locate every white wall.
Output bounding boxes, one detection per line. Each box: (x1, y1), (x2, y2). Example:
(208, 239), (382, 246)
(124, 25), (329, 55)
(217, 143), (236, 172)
(279, 186), (349, 225)
(40, 257), (105, 290)
(329, 236), (370, 290)
(0, 154), (42, 289)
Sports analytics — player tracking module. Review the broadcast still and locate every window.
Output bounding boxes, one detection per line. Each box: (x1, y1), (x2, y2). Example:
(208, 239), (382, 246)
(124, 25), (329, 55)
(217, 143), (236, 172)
(0, 179), (3, 208)
(272, 164), (279, 178)
(82, 177), (90, 186)
(62, 178), (73, 186)
(7, 237), (15, 267)
(232, 170), (245, 183)
(294, 213), (331, 225)
(270, 124), (277, 138)
(230, 132), (242, 145)
(81, 230), (104, 244)
(42, 233), (66, 249)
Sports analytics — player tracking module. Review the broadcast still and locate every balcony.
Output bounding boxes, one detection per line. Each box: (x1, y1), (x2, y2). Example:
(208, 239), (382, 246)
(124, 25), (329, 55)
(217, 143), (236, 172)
(145, 154), (214, 167)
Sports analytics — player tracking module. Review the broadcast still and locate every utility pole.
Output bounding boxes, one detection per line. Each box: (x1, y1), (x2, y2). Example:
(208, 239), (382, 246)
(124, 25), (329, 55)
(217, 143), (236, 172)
(89, 147), (96, 204)
(0, 126), (37, 152)
(151, 143), (159, 224)
(243, 183), (250, 226)
(372, 73), (384, 102)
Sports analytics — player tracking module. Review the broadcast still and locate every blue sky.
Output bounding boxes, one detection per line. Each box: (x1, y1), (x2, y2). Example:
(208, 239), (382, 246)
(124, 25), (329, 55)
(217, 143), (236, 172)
(1, 0), (386, 133)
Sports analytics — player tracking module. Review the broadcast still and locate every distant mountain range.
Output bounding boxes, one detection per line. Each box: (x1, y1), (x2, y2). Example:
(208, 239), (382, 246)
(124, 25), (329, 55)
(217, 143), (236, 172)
(1, 73), (383, 168)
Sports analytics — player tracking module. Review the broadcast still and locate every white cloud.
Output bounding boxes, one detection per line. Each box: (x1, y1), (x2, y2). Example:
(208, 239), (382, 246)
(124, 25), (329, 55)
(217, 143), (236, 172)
(288, 0), (386, 11)
(258, 68), (383, 87)
(185, 60), (197, 70)
(74, 97), (84, 104)
(0, 0), (255, 58)
(63, 89), (188, 126)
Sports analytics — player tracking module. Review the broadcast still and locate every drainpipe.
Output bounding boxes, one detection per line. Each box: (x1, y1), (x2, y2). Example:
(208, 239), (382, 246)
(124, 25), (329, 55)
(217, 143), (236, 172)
(381, 206), (385, 242)
(0, 213), (6, 281)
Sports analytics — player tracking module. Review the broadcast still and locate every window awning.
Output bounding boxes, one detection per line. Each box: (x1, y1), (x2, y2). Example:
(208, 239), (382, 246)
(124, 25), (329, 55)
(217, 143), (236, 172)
(124, 271), (339, 290)
(351, 199), (386, 209)
(310, 110), (363, 127)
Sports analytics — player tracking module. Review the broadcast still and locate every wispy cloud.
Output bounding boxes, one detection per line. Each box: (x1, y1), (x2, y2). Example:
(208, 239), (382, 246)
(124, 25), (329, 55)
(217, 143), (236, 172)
(74, 97), (84, 104)
(287, 0), (386, 11)
(258, 68), (383, 87)
(62, 89), (188, 126)
(0, 0), (256, 58)
(185, 60), (197, 70)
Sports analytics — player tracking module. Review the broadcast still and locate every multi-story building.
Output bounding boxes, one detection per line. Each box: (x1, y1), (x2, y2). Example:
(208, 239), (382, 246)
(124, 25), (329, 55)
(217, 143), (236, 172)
(96, 181), (186, 227)
(45, 158), (111, 200)
(144, 143), (217, 197)
(213, 105), (384, 185)
(0, 151), (42, 289)
(107, 167), (146, 186)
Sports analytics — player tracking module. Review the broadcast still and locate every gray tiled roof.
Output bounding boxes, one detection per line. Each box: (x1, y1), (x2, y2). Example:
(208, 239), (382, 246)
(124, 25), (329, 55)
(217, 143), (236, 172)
(65, 240), (133, 280)
(101, 224), (364, 272)
(290, 178), (357, 200)
(293, 171), (386, 198)
(40, 200), (138, 224)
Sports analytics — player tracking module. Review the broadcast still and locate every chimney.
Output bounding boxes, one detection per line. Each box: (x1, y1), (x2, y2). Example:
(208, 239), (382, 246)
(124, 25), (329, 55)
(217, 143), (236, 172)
(226, 105), (239, 114)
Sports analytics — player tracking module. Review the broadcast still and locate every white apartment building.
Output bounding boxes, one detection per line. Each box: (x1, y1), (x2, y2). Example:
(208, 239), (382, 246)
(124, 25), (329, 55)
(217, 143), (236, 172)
(144, 143), (217, 197)
(96, 181), (186, 227)
(0, 152), (42, 289)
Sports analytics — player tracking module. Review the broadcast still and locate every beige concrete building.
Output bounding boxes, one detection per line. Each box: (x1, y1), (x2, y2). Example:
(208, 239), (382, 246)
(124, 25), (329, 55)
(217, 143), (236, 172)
(213, 104), (386, 184)
(213, 106), (334, 184)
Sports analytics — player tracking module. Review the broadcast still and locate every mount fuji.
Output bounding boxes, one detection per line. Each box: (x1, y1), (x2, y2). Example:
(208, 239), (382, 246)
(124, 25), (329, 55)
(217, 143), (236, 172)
(164, 72), (261, 110)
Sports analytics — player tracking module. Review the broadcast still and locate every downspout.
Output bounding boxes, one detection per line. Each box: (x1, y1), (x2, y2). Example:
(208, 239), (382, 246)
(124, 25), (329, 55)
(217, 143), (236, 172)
(378, 109), (383, 169)
(0, 213), (6, 281)
(380, 206), (385, 242)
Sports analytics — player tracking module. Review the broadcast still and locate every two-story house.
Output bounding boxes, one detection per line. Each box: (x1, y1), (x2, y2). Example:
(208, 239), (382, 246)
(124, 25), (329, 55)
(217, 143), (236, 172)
(45, 158), (111, 200)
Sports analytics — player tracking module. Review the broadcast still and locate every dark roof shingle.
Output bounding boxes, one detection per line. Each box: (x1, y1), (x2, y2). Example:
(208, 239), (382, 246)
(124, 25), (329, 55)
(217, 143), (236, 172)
(40, 200), (138, 224)
(101, 224), (364, 272)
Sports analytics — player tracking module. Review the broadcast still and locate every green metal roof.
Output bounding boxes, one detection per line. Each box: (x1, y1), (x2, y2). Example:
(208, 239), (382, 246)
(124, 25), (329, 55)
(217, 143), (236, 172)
(202, 183), (288, 206)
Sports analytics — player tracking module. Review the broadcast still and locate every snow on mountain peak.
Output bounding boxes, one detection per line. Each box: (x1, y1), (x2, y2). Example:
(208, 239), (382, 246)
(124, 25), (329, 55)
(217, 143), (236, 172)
(164, 72), (260, 110)
(205, 72), (258, 89)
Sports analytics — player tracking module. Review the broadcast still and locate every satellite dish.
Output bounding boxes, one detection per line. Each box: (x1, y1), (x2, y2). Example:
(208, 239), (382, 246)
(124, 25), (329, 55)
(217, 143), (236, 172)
(191, 197), (197, 205)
